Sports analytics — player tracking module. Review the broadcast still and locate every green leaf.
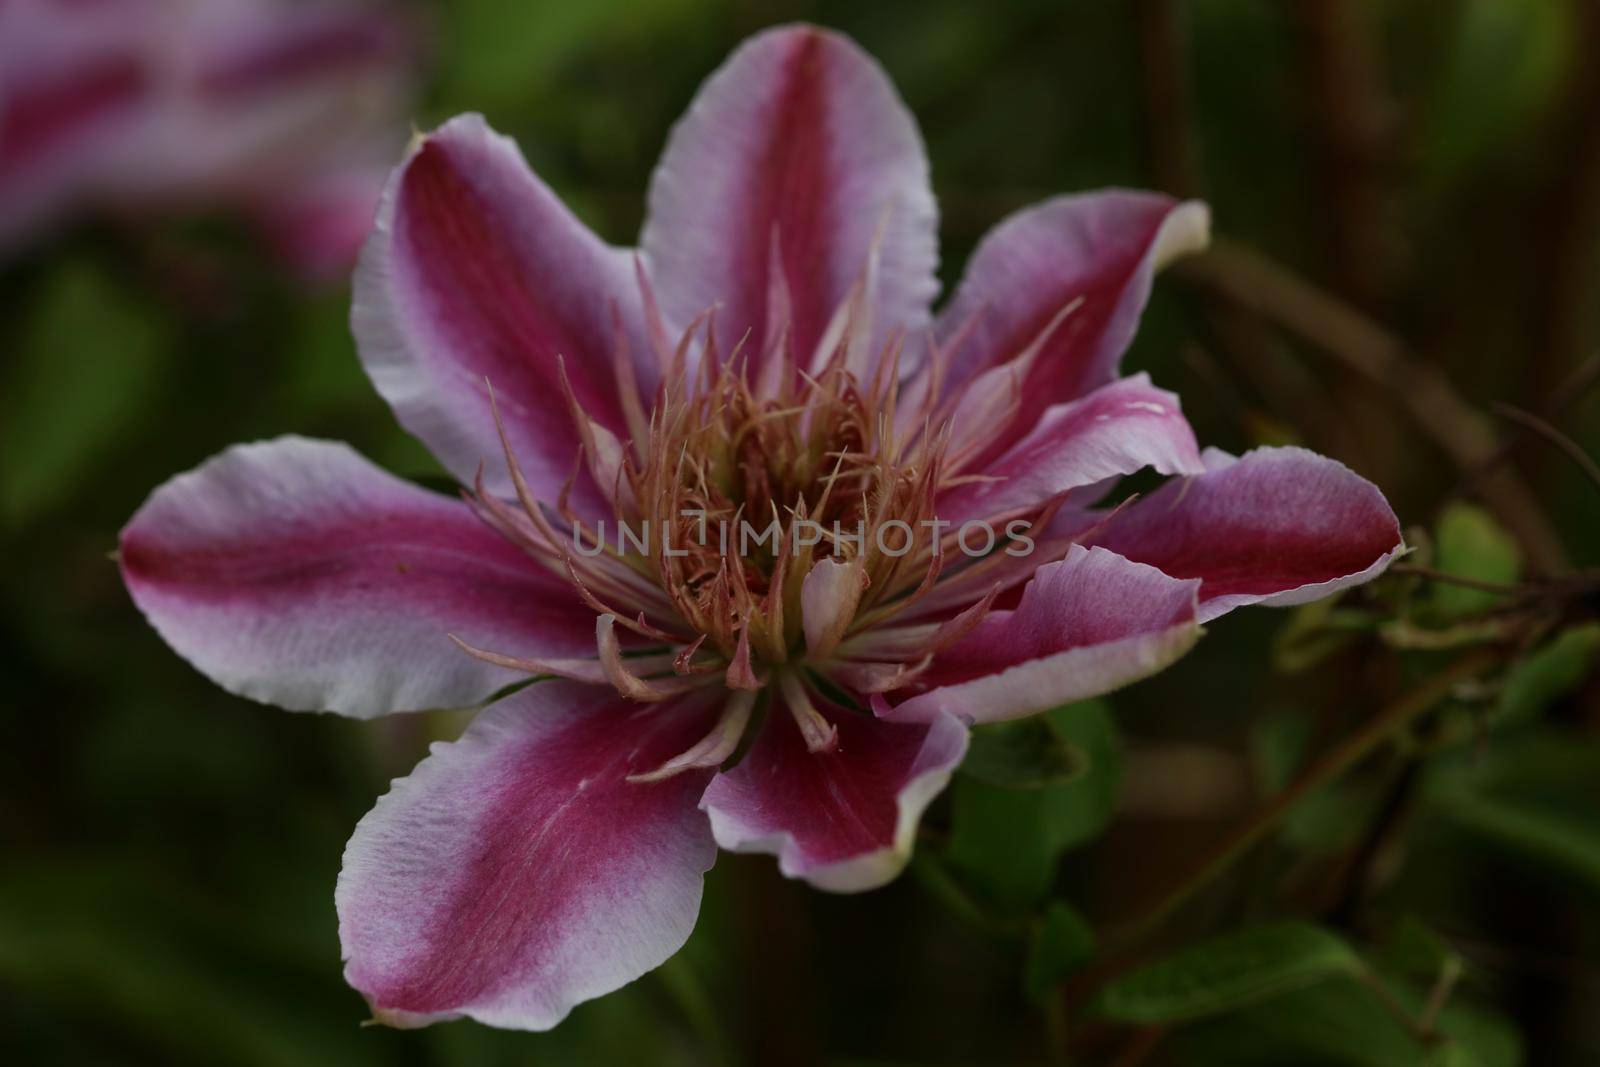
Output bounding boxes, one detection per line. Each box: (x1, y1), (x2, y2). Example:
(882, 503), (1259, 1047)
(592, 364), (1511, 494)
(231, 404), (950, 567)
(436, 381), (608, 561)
(1436, 793), (1600, 899)
(1491, 624), (1600, 727)
(946, 701), (1120, 911)
(1023, 902), (1096, 1001)
(1432, 503), (1521, 616)
(1171, 975), (1522, 1067)
(1097, 923), (1362, 1024)
(1425, 1041), (1481, 1067)
(1380, 915), (1460, 982)
(961, 716), (1087, 789)
(1429, 733), (1600, 798)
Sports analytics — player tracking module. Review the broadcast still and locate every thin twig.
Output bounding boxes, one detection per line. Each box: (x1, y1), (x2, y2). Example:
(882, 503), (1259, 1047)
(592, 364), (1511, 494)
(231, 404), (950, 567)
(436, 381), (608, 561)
(1389, 563), (1527, 596)
(1491, 403), (1600, 496)
(1544, 349), (1600, 417)
(1353, 965), (1432, 1044)
(1293, 0), (1396, 309)
(1180, 240), (1570, 573)
(1106, 650), (1502, 945)
(1455, 350), (1600, 498)
(1133, 0), (1200, 197)
(1418, 956), (1464, 1035)
(1530, 0), (1600, 403)
(1325, 759), (1421, 926)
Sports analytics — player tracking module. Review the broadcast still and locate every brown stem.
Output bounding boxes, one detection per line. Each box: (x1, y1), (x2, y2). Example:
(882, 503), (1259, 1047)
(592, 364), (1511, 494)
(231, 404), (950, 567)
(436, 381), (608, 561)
(1325, 758), (1421, 927)
(1418, 955), (1465, 1036)
(1389, 563), (1528, 596)
(1292, 0), (1397, 310)
(1133, 0), (1200, 197)
(1179, 240), (1570, 573)
(1530, 0), (1600, 405)
(1491, 404), (1600, 497)
(1133, 0), (1365, 463)
(1456, 351), (1600, 498)
(1353, 964), (1434, 1045)
(1107, 649), (1501, 944)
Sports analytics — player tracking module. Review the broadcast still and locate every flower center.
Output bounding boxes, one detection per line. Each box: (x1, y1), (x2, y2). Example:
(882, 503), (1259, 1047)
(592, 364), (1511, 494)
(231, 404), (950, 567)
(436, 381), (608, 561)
(464, 308), (978, 707)
(627, 348), (938, 669)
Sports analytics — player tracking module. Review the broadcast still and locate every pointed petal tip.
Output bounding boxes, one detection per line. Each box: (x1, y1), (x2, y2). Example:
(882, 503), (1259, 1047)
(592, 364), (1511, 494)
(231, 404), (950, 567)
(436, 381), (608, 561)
(355, 109), (648, 510)
(1155, 199), (1212, 270)
(1085, 444), (1403, 621)
(641, 17), (937, 381)
(119, 436), (593, 718)
(701, 695), (967, 894)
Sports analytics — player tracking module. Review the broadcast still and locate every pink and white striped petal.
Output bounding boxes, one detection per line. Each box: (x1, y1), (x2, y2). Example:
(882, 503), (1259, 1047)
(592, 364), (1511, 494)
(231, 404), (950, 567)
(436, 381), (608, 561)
(136, 0), (411, 203)
(938, 373), (1203, 526)
(642, 23), (938, 379)
(119, 436), (597, 718)
(1, 0), (413, 265)
(931, 192), (1208, 442)
(0, 0), (151, 254)
(338, 682), (722, 1030)
(1076, 446), (1405, 621)
(886, 545), (1202, 725)
(700, 687), (968, 892)
(353, 114), (652, 505)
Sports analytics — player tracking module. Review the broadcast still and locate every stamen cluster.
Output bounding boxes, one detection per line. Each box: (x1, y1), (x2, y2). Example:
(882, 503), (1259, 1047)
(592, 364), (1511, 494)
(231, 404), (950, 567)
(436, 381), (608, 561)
(463, 297), (959, 699)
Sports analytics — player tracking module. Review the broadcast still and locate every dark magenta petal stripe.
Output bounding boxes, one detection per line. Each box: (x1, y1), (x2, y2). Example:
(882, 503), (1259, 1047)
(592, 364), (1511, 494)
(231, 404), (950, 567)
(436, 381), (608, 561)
(354, 114), (651, 506)
(702, 691), (967, 892)
(120, 436), (596, 717)
(642, 24), (938, 380)
(338, 683), (721, 1029)
(932, 192), (1208, 452)
(1081, 446), (1405, 620)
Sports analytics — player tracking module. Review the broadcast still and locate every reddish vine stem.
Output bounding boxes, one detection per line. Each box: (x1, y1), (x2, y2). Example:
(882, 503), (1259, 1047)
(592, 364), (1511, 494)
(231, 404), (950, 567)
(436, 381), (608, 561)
(1179, 241), (1570, 574)
(1490, 404), (1600, 497)
(1455, 351), (1600, 500)
(1104, 648), (1503, 947)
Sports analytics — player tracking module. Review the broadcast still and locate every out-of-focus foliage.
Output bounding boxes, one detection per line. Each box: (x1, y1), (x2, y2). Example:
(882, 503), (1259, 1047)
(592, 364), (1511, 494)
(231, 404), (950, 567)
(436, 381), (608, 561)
(1432, 503), (1523, 616)
(1097, 922), (1364, 1024)
(4, 1), (1600, 1065)
(947, 700), (1121, 913)
(2, 260), (170, 523)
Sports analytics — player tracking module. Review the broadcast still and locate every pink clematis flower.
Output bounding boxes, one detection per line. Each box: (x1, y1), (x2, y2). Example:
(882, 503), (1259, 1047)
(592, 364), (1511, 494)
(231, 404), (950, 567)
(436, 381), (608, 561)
(119, 25), (1404, 1030)
(0, 0), (414, 281)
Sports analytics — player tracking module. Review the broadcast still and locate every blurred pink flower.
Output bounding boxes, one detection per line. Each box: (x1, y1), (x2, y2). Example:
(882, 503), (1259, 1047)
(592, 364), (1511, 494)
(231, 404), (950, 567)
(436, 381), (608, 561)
(0, 0), (414, 281)
(118, 25), (1403, 1030)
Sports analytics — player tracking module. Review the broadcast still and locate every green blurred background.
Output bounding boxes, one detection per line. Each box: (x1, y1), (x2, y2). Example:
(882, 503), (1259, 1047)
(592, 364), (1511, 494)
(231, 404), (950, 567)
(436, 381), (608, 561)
(5, 1), (1600, 1064)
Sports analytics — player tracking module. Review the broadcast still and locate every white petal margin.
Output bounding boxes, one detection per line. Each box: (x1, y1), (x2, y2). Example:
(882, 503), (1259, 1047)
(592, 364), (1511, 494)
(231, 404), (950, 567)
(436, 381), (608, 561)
(701, 696), (968, 893)
(352, 113), (651, 506)
(338, 682), (722, 1030)
(119, 436), (597, 717)
(886, 545), (1204, 725)
(1079, 446), (1406, 622)
(642, 23), (939, 374)
(932, 191), (1209, 407)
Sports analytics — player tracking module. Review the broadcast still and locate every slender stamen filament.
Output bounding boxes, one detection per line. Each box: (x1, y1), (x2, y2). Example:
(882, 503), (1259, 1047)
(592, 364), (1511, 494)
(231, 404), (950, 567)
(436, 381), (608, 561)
(455, 304), (1054, 712)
